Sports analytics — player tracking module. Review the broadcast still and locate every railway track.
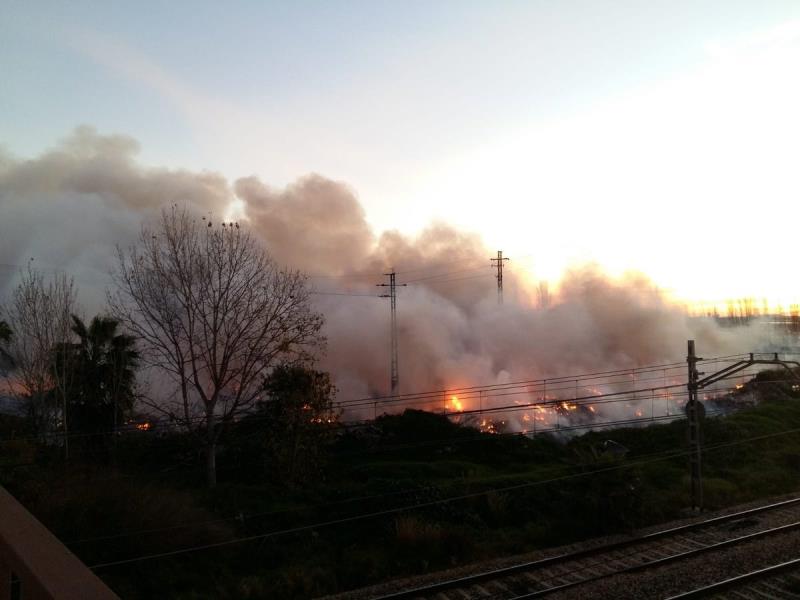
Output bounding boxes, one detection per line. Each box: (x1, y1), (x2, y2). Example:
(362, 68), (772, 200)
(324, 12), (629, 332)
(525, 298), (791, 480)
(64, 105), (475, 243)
(667, 558), (800, 599)
(372, 496), (800, 600)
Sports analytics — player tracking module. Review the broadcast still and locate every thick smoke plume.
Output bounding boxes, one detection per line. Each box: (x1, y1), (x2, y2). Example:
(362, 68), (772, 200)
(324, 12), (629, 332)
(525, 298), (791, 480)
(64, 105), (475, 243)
(0, 128), (768, 419)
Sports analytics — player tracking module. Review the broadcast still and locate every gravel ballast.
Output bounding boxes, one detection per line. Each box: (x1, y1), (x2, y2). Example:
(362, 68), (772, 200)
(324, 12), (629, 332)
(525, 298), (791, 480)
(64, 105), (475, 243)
(321, 491), (800, 600)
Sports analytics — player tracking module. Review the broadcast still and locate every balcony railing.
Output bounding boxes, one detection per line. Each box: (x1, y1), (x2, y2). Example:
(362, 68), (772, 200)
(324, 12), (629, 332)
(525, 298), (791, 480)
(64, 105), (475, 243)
(0, 486), (118, 599)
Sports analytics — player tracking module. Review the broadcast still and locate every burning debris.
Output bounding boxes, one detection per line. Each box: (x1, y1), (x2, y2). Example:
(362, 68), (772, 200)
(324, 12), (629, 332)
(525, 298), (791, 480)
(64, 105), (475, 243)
(448, 395), (463, 412)
(418, 363), (779, 439)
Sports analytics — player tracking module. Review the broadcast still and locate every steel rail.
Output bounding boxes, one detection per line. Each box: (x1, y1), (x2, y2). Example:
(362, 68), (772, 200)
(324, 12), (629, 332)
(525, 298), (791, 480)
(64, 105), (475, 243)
(373, 496), (800, 600)
(512, 521), (800, 599)
(665, 557), (800, 599)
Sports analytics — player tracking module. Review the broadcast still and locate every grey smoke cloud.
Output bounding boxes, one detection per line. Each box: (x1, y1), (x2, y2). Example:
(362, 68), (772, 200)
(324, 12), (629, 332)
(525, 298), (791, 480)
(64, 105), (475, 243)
(0, 127), (767, 419)
(235, 174), (374, 274)
(0, 126), (230, 307)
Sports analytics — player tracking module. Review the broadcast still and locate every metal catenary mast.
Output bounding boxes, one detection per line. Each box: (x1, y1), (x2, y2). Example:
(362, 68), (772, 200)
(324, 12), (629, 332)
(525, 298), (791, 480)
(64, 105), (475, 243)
(378, 269), (406, 396)
(490, 250), (510, 305)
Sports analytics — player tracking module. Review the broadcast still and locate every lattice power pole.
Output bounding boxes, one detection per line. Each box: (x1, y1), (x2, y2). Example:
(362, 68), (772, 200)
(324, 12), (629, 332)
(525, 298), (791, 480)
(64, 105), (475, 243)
(490, 250), (510, 305)
(378, 270), (406, 396)
(686, 342), (800, 511)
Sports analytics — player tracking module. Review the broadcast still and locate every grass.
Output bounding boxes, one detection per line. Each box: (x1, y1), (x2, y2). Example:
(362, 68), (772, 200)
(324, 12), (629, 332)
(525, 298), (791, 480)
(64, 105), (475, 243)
(2, 372), (800, 598)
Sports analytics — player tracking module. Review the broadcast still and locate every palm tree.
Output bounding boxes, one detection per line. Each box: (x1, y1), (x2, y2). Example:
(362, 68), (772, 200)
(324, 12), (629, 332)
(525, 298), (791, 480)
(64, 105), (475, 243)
(55, 315), (139, 458)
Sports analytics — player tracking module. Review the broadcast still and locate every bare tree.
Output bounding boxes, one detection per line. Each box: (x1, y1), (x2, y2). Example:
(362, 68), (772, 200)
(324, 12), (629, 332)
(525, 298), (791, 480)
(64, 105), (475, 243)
(2, 266), (77, 452)
(109, 206), (325, 487)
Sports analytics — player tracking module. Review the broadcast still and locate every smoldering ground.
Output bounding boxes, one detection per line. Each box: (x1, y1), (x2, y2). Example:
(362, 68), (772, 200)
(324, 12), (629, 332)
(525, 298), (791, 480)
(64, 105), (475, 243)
(0, 128), (768, 419)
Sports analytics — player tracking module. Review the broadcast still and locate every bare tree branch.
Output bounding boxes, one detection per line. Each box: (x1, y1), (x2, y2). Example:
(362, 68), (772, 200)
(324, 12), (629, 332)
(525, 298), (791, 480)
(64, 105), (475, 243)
(2, 266), (78, 451)
(108, 206), (325, 487)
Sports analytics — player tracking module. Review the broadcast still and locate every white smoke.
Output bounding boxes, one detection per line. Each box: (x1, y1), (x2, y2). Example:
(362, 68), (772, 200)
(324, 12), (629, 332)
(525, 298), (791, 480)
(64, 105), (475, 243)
(0, 128), (770, 421)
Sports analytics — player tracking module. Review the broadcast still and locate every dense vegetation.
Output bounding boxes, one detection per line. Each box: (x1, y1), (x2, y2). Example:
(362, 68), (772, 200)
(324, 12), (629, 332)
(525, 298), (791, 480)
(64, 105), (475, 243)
(1, 369), (799, 598)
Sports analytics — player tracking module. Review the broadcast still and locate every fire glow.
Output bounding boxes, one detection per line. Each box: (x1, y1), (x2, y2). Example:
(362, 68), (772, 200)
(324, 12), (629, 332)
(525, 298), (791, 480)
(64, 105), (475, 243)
(433, 376), (757, 439)
(449, 395), (463, 412)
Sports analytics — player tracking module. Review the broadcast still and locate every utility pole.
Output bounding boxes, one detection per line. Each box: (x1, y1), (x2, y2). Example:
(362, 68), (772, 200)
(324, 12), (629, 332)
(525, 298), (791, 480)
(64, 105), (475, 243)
(685, 343), (800, 511)
(490, 250), (510, 305)
(378, 269), (406, 396)
(686, 340), (703, 511)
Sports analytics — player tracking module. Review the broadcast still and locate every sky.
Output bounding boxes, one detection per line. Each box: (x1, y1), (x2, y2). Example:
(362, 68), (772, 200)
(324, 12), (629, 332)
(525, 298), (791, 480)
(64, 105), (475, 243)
(2, 1), (800, 306)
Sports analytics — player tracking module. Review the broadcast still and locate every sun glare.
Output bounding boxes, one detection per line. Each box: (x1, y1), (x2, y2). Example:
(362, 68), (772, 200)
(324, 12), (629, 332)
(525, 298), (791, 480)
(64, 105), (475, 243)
(408, 21), (800, 309)
(223, 198), (247, 223)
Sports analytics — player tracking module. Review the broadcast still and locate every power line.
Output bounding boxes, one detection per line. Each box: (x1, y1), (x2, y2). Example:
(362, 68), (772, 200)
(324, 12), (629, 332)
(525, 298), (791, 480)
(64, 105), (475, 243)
(337, 372), (768, 421)
(409, 273), (495, 287)
(5, 372), (784, 536)
(309, 269), (494, 298)
(66, 423), (709, 548)
(1, 370), (774, 500)
(0, 374), (779, 469)
(0, 354), (771, 446)
(307, 272), (384, 279)
(332, 354), (752, 409)
(391, 254), (535, 277)
(2, 357), (696, 437)
(87, 425), (800, 570)
(402, 265), (493, 284)
(0, 355), (739, 445)
(3, 369), (777, 471)
(392, 257), (490, 276)
(88, 451), (693, 569)
(309, 291), (381, 298)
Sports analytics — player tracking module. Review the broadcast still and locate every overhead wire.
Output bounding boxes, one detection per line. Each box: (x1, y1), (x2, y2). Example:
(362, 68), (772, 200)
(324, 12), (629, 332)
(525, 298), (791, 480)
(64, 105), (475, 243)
(87, 424), (800, 570)
(392, 256), (491, 276)
(7, 373), (791, 547)
(66, 418), (709, 548)
(89, 451), (695, 568)
(0, 355), (747, 446)
(309, 291), (381, 298)
(410, 273), (495, 287)
(307, 272), (383, 280)
(3, 369), (776, 513)
(335, 368), (761, 414)
(401, 265), (494, 284)
(332, 354), (752, 409)
(0, 354), (771, 447)
(0, 375), (782, 473)
(307, 262), (497, 298)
